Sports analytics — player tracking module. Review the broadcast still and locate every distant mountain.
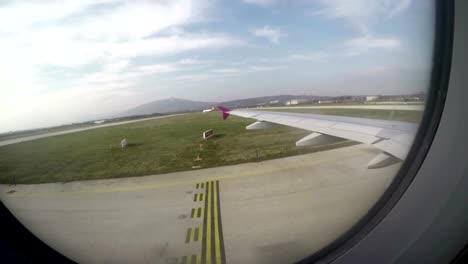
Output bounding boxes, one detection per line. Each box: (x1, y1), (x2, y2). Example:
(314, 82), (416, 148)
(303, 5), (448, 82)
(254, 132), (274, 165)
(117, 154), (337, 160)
(220, 95), (331, 108)
(123, 95), (334, 117)
(123, 98), (216, 116)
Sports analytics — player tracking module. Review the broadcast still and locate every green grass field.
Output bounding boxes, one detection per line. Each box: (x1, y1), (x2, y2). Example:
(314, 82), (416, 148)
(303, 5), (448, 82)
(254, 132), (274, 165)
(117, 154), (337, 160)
(0, 109), (422, 184)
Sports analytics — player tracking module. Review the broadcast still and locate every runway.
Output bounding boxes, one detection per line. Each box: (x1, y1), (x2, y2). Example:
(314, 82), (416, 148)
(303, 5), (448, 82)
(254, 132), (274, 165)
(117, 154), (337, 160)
(0, 144), (399, 263)
(0, 114), (185, 147)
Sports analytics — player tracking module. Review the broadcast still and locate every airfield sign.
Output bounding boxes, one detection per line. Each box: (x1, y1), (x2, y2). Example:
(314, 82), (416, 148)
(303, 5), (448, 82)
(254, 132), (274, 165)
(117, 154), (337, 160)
(203, 129), (214, 140)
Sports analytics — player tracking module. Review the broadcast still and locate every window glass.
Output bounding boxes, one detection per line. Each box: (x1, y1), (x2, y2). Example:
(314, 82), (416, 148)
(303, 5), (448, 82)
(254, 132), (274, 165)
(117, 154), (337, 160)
(0, 1), (434, 263)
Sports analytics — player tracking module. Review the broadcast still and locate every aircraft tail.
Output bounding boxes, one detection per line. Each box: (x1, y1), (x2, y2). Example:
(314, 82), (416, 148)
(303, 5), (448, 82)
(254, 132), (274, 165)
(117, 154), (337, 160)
(217, 106), (231, 120)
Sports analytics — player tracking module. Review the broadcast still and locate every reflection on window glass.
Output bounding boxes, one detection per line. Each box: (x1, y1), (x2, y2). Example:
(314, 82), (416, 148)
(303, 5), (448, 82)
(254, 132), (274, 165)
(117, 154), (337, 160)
(0, 0), (434, 263)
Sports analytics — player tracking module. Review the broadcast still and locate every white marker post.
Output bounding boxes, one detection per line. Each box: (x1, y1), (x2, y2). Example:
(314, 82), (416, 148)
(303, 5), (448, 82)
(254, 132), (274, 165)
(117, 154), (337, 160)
(121, 139), (128, 148)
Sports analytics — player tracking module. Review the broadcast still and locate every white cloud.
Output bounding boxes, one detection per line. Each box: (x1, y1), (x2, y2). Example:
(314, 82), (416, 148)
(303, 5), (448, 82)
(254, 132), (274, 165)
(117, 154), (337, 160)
(0, 1), (111, 33)
(0, 0), (242, 131)
(310, 1), (406, 56)
(345, 36), (401, 50)
(212, 65), (283, 74)
(179, 58), (205, 65)
(170, 73), (236, 82)
(288, 52), (332, 62)
(138, 64), (177, 74)
(0, 0), (198, 39)
(0, 0), (234, 67)
(103, 60), (130, 73)
(1, 61), (180, 131)
(108, 34), (238, 60)
(213, 68), (241, 73)
(388, 0), (412, 17)
(252, 26), (285, 43)
(248, 66), (283, 72)
(241, 0), (276, 7)
(314, 0), (413, 34)
(80, 63), (177, 86)
(170, 65), (282, 82)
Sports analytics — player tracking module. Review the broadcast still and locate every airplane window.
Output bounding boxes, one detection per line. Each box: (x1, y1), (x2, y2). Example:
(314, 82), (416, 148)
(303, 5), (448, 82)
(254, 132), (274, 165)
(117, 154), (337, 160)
(0, 1), (436, 263)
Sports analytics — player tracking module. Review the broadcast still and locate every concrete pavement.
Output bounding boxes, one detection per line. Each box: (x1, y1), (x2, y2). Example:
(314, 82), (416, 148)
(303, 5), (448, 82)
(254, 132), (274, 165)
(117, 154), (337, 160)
(0, 144), (399, 263)
(0, 114), (185, 147)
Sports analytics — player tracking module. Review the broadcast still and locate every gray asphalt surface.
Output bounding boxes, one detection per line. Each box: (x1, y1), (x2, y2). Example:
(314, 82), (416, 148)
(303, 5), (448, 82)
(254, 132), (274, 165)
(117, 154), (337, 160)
(0, 114), (184, 147)
(0, 144), (399, 263)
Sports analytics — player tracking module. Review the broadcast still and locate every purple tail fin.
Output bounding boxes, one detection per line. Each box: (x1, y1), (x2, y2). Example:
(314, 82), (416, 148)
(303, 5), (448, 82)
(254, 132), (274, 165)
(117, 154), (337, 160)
(217, 106), (231, 120)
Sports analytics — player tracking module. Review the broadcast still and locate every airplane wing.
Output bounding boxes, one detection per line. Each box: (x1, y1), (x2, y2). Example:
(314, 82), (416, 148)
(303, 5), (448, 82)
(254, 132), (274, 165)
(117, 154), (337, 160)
(203, 107), (215, 112)
(218, 106), (419, 169)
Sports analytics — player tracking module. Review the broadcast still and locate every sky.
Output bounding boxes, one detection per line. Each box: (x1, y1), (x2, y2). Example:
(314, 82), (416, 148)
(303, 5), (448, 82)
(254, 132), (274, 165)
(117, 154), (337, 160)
(0, 0), (434, 132)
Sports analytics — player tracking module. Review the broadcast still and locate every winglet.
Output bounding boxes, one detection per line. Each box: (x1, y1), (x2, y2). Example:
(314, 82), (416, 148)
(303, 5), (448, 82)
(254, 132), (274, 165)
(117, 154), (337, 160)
(217, 106), (231, 120)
